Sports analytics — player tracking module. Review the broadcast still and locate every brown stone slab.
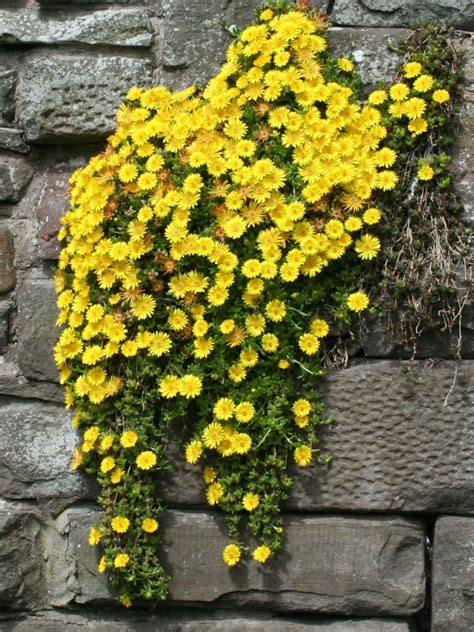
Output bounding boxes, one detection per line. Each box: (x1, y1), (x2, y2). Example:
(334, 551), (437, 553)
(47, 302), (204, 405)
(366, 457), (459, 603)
(37, 169), (71, 260)
(0, 226), (15, 292)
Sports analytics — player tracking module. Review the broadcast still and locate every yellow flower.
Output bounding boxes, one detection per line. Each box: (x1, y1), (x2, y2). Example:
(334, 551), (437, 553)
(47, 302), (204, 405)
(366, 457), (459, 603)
(234, 402), (255, 423)
(368, 90), (387, 105)
(114, 553), (129, 568)
(262, 333), (279, 352)
(294, 445), (312, 467)
(298, 333), (320, 355)
(232, 432), (252, 455)
(265, 299), (286, 322)
(433, 89), (450, 103)
(118, 595), (132, 607)
(98, 556), (107, 574)
(253, 545), (271, 563)
(347, 291), (369, 312)
(242, 492), (260, 511)
(228, 363), (247, 383)
(222, 544), (241, 566)
(179, 375), (203, 398)
(408, 118), (428, 135)
(354, 234), (381, 260)
(220, 319), (236, 334)
(136, 451), (157, 470)
(203, 466), (216, 484)
(403, 61), (422, 78)
(310, 319), (329, 338)
(259, 8), (273, 20)
(110, 467), (124, 484)
(363, 208), (382, 225)
(240, 348), (258, 367)
(278, 359), (290, 369)
(295, 415), (309, 428)
(214, 398), (235, 420)
(142, 518), (159, 533)
(88, 526), (102, 545)
(337, 58), (354, 72)
(413, 74), (434, 92)
(293, 399), (311, 417)
(390, 83), (409, 101)
(418, 164), (434, 180)
(111, 516), (130, 533)
(203, 422), (225, 449)
(404, 97), (426, 119)
(206, 482), (224, 505)
(159, 375), (181, 398)
(120, 430), (138, 448)
(185, 440), (203, 463)
(100, 456), (115, 473)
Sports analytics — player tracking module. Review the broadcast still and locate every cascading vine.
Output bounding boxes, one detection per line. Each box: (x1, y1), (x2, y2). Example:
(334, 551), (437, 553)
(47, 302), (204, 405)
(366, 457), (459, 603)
(53, 1), (467, 606)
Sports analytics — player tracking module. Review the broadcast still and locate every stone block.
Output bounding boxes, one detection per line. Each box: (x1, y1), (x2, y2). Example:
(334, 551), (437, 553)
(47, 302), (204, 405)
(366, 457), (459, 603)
(0, 398), (92, 501)
(0, 154), (32, 202)
(162, 361), (474, 514)
(432, 516), (474, 631)
(1, 612), (412, 631)
(0, 225), (15, 292)
(59, 508), (424, 616)
(332, 0), (474, 30)
(0, 502), (46, 610)
(18, 54), (154, 143)
(37, 169), (71, 260)
(327, 28), (408, 88)
(17, 279), (59, 381)
(0, 362), (64, 403)
(0, 9), (153, 48)
(162, 0), (262, 89)
(0, 128), (29, 154)
(0, 69), (15, 125)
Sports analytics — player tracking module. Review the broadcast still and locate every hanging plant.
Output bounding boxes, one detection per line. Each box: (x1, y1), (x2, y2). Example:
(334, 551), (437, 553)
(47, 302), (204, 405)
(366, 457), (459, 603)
(53, 0), (468, 606)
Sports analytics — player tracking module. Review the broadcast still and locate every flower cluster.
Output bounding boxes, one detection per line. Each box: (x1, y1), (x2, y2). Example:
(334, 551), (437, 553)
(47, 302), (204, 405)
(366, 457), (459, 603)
(53, 3), (457, 605)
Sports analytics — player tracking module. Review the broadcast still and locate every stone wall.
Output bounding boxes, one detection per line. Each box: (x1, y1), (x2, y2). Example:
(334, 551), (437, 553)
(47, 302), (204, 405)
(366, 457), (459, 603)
(0, 1), (473, 631)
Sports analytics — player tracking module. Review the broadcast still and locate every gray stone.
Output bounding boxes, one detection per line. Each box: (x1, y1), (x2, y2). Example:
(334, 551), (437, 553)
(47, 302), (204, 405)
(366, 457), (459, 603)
(1, 612), (412, 631)
(162, 0), (262, 89)
(432, 516), (474, 631)
(0, 399), (92, 501)
(327, 28), (408, 88)
(18, 54), (154, 143)
(17, 279), (59, 381)
(37, 170), (71, 260)
(0, 69), (15, 125)
(6, 219), (37, 269)
(162, 361), (474, 514)
(0, 300), (10, 353)
(0, 226), (15, 292)
(332, 0), (474, 30)
(0, 9), (153, 48)
(57, 508), (424, 615)
(0, 128), (29, 154)
(0, 154), (33, 202)
(0, 362), (64, 403)
(0, 502), (46, 610)
(360, 315), (474, 359)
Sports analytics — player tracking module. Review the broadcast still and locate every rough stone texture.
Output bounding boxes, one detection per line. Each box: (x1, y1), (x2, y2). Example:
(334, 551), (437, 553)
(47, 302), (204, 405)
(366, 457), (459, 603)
(0, 128), (29, 154)
(328, 28), (408, 88)
(0, 612), (412, 631)
(0, 300), (9, 353)
(0, 363), (64, 403)
(0, 502), (46, 610)
(0, 398), (92, 501)
(37, 170), (71, 260)
(0, 225), (15, 292)
(432, 516), (474, 631)
(162, 361), (474, 514)
(0, 69), (15, 124)
(0, 9), (153, 48)
(452, 38), (474, 222)
(56, 509), (424, 616)
(18, 54), (154, 143)
(17, 279), (59, 381)
(0, 154), (33, 202)
(332, 0), (474, 30)
(162, 0), (263, 89)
